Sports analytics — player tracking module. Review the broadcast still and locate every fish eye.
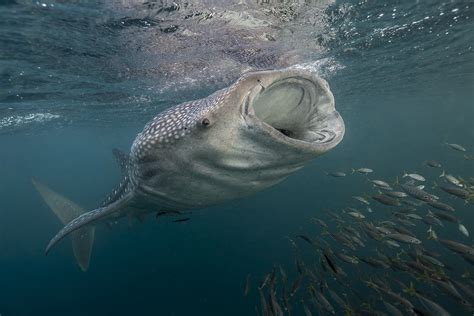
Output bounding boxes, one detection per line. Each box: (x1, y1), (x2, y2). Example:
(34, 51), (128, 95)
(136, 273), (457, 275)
(201, 118), (210, 126)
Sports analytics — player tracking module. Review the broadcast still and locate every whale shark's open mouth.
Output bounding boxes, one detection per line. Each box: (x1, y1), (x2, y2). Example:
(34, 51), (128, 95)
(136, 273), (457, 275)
(242, 72), (344, 151)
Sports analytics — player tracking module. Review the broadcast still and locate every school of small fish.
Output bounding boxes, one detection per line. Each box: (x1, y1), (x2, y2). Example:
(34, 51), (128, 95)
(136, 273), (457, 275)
(246, 143), (473, 315)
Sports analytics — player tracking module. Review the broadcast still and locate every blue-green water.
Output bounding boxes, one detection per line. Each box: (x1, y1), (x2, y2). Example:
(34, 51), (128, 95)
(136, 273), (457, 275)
(1, 0), (473, 315)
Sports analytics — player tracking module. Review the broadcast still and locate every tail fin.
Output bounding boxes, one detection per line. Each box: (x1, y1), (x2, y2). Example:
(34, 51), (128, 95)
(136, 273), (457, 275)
(32, 178), (95, 272)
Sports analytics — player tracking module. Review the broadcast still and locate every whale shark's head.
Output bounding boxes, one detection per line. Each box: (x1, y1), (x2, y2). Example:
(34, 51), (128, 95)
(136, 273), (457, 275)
(131, 68), (345, 209)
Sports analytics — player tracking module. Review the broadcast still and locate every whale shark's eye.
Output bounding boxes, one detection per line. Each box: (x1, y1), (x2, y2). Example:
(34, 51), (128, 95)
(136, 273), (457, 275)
(201, 118), (210, 126)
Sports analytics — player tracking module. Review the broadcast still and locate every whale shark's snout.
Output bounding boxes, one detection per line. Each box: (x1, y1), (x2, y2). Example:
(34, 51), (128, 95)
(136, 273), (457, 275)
(239, 69), (344, 154)
(38, 68), (345, 262)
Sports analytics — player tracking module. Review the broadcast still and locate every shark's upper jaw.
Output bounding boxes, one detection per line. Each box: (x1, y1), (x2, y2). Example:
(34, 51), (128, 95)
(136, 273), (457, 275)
(240, 70), (345, 155)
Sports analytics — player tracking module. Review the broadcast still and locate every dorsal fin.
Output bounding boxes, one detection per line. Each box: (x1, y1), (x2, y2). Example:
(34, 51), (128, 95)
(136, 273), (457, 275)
(112, 148), (130, 176)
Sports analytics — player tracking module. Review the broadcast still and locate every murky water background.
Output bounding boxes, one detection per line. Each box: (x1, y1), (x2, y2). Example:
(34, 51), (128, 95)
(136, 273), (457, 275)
(1, 0), (473, 315)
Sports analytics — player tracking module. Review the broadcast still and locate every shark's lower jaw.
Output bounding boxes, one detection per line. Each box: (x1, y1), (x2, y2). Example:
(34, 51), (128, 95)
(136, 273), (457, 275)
(243, 71), (344, 154)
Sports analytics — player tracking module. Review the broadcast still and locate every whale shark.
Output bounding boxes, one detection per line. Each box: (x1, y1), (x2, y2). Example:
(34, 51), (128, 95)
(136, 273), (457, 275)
(33, 68), (344, 271)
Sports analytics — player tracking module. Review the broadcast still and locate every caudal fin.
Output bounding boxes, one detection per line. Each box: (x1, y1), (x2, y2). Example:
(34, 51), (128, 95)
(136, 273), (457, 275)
(32, 178), (95, 272)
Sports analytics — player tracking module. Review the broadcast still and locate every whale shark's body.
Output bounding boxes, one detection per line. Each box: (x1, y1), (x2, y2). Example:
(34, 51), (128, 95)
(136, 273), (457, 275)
(34, 68), (344, 271)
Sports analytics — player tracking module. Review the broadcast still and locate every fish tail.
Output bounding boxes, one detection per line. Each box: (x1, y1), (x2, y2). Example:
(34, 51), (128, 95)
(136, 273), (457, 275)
(439, 170), (445, 178)
(32, 177), (95, 272)
(351, 168), (356, 174)
(465, 194), (474, 204)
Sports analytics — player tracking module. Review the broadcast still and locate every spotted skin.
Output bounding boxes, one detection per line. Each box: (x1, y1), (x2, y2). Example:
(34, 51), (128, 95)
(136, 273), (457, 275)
(131, 91), (229, 155)
(44, 68), (345, 255)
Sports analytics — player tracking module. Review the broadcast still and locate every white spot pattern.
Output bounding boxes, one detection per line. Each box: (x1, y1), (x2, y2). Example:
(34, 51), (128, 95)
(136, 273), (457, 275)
(130, 88), (232, 162)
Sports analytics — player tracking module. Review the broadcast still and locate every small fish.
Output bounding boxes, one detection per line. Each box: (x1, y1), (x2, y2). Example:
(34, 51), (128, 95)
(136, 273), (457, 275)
(335, 252), (359, 264)
(258, 273), (270, 290)
(441, 186), (471, 199)
(401, 183), (438, 202)
(362, 223), (384, 241)
(342, 226), (361, 238)
(311, 217), (328, 229)
(383, 301), (404, 316)
(405, 213), (423, 220)
(451, 279), (474, 301)
(369, 179), (392, 189)
(431, 279), (464, 302)
(290, 277), (302, 296)
(397, 207), (417, 213)
(281, 284), (289, 312)
(372, 194), (400, 206)
(418, 252), (444, 267)
(387, 233), (421, 244)
(257, 288), (268, 316)
(425, 212), (445, 227)
(383, 239), (401, 248)
(326, 171), (346, 177)
(403, 172), (426, 182)
(395, 218), (416, 227)
(350, 235), (365, 247)
(378, 287), (415, 311)
(376, 226), (395, 235)
(459, 223), (469, 237)
(439, 171), (463, 187)
(401, 199), (424, 207)
(297, 234), (314, 245)
(416, 293), (451, 316)
(445, 142), (467, 152)
(425, 160), (442, 168)
(172, 218), (190, 223)
(360, 257), (390, 269)
(301, 299), (313, 316)
(268, 283), (283, 316)
(243, 273), (251, 296)
(328, 289), (350, 312)
(428, 200), (455, 212)
(352, 196), (370, 205)
(385, 191), (408, 198)
(295, 258), (305, 275)
(427, 226), (438, 240)
(323, 250), (346, 276)
(464, 154), (474, 161)
(312, 287), (335, 314)
(352, 167), (373, 174)
(347, 211), (365, 219)
(439, 239), (474, 256)
(393, 225), (416, 237)
(432, 211), (458, 223)
(278, 265), (287, 283)
(156, 210), (185, 217)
